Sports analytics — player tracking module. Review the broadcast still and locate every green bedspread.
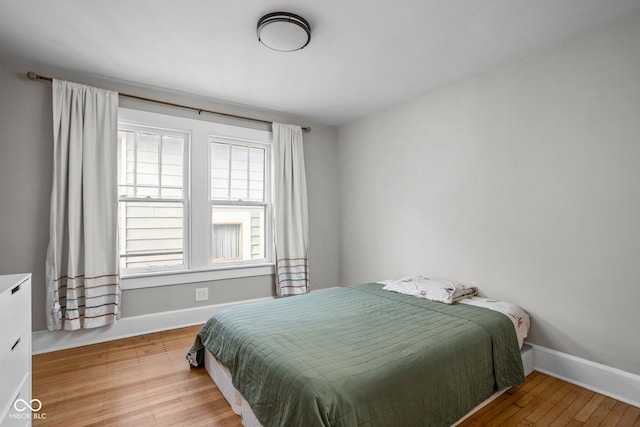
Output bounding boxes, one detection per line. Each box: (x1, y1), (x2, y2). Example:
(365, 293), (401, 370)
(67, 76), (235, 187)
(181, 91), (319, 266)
(189, 283), (524, 426)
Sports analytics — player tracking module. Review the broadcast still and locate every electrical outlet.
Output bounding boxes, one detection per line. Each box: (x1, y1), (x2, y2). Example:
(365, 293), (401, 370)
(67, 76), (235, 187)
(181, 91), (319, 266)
(195, 287), (209, 302)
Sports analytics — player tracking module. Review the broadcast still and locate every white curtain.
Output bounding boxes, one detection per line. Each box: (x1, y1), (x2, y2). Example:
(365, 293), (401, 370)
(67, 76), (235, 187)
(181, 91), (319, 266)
(213, 223), (241, 260)
(272, 123), (310, 296)
(45, 79), (120, 331)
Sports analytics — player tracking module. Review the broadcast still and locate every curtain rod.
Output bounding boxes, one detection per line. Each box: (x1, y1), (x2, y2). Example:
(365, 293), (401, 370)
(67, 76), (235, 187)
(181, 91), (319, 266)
(26, 72), (311, 133)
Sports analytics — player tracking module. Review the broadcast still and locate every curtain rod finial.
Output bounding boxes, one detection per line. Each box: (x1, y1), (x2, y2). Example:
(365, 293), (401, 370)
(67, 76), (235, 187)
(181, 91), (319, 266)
(27, 71), (39, 81)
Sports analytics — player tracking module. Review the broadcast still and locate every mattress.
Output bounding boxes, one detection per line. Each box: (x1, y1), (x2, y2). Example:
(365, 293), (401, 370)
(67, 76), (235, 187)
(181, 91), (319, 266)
(190, 283), (527, 426)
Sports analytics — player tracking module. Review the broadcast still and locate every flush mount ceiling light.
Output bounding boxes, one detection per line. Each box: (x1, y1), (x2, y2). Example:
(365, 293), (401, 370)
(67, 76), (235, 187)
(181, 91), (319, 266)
(257, 12), (311, 52)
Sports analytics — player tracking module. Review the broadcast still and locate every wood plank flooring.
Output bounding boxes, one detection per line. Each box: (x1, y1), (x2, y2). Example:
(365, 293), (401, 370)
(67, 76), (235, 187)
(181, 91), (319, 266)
(457, 371), (639, 427)
(32, 325), (240, 427)
(32, 325), (639, 426)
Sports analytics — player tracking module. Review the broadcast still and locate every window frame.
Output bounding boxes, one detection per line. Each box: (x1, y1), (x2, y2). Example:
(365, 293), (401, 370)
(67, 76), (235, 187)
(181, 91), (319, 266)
(117, 108), (274, 290)
(208, 136), (272, 268)
(117, 123), (191, 275)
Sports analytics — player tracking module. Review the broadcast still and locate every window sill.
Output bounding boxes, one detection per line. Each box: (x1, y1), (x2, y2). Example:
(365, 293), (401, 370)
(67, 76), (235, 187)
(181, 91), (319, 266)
(120, 264), (275, 290)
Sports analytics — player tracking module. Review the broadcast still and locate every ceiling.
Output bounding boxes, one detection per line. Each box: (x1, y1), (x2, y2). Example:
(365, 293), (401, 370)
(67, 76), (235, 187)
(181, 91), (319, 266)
(1, 1), (639, 126)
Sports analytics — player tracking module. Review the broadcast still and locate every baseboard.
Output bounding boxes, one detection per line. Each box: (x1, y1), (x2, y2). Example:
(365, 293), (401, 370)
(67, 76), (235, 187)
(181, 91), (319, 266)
(529, 343), (640, 408)
(32, 296), (273, 355)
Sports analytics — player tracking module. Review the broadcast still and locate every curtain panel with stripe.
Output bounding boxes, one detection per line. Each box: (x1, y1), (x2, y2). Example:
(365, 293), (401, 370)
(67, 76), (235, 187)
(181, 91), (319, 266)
(272, 123), (310, 296)
(45, 79), (121, 331)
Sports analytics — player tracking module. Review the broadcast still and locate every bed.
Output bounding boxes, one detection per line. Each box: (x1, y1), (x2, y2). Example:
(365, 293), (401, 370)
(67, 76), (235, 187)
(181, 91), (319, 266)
(188, 282), (532, 426)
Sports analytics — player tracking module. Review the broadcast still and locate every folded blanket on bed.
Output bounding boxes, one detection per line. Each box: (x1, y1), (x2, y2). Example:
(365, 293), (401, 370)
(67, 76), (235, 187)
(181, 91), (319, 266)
(459, 296), (530, 348)
(379, 275), (477, 304)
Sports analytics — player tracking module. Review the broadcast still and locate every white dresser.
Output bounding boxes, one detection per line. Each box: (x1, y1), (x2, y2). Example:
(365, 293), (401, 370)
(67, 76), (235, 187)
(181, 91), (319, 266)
(0, 274), (32, 427)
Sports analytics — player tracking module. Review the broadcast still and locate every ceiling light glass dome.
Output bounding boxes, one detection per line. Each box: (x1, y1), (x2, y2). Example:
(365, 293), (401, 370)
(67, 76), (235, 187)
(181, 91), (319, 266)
(257, 12), (311, 52)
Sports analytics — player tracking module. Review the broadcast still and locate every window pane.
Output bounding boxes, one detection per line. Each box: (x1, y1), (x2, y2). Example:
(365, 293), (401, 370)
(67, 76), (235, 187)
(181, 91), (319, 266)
(162, 188), (183, 199)
(211, 141), (265, 203)
(118, 131), (135, 197)
(249, 148), (265, 201)
(161, 135), (183, 199)
(136, 133), (160, 191)
(211, 186), (229, 200)
(230, 145), (248, 200)
(118, 201), (184, 269)
(211, 205), (265, 262)
(249, 170), (264, 201)
(230, 180), (248, 200)
(211, 142), (230, 200)
(136, 186), (159, 198)
(231, 145), (248, 164)
(211, 142), (231, 160)
(118, 128), (185, 201)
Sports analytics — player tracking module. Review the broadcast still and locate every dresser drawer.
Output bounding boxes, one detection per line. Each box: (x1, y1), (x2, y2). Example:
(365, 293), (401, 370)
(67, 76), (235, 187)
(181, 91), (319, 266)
(0, 373), (31, 427)
(0, 327), (30, 422)
(0, 277), (30, 355)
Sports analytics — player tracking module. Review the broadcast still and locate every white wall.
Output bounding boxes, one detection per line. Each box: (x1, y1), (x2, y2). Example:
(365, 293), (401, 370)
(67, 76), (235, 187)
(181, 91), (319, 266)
(0, 58), (339, 331)
(338, 11), (640, 375)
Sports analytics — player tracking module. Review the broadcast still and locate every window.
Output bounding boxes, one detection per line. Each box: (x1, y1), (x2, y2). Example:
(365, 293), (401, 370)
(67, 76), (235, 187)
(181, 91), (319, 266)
(117, 125), (188, 272)
(117, 108), (273, 287)
(210, 140), (268, 265)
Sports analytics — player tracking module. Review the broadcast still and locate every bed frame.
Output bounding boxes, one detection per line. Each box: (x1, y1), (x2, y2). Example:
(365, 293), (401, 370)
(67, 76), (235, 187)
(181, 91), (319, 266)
(204, 344), (534, 426)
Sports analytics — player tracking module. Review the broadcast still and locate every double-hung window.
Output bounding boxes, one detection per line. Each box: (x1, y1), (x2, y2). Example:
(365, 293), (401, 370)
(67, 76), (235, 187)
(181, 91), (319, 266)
(210, 139), (269, 265)
(116, 108), (273, 288)
(117, 124), (188, 272)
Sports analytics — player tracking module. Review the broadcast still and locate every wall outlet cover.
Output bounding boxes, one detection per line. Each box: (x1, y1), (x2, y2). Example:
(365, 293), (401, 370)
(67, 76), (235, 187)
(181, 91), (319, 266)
(195, 287), (209, 302)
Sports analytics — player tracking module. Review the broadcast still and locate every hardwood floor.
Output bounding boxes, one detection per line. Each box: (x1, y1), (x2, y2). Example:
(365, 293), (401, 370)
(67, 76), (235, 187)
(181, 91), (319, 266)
(32, 325), (241, 427)
(32, 325), (639, 426)
(457, 371), (640, 427)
